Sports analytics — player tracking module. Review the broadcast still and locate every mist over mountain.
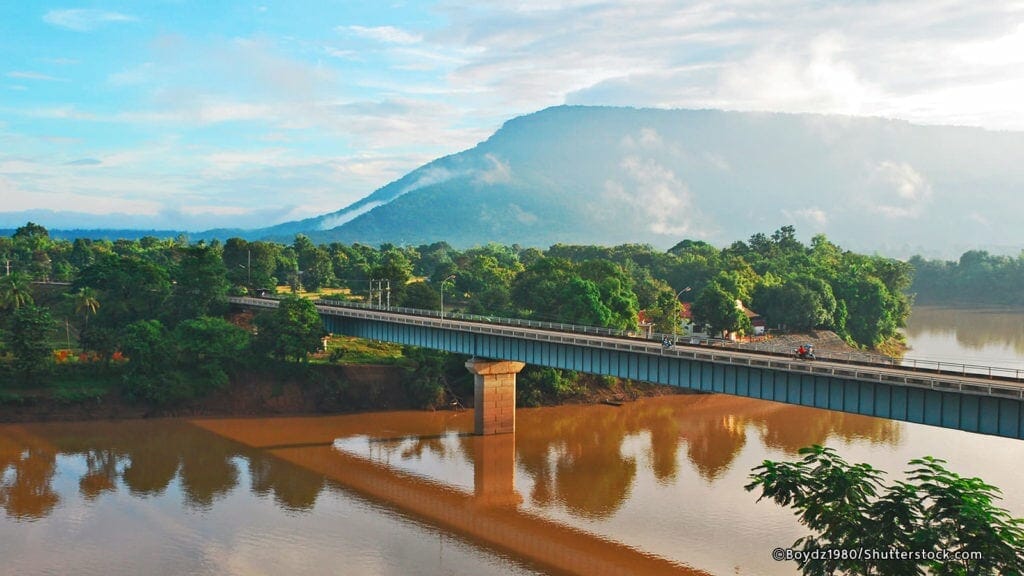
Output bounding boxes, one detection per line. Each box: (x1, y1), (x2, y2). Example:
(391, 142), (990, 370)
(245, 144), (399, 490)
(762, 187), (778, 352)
(264, 106), (1024, 258)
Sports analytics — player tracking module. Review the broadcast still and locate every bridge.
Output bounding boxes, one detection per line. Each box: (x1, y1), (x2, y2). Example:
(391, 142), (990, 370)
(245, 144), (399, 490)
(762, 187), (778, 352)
(230, 297), (1024, 441)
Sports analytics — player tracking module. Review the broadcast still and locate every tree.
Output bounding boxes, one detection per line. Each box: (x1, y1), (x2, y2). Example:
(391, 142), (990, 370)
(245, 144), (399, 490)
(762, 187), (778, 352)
(642, 287), (684, 335)
(402, 281), (441, 310)
(747, 445), (1024, 576)
(753, 280), (826, 331)
(510, 256), (576, 320)
(170, 244), (230, 322)
(7, 305), (53, 382)
(301, 247), (335, 293)
(372, 248), (413, 305)
(0, 272), (34, 311)
(292, 235), (335, 292)
(579, 260), (639, 330)
(253, 295), (325, 362)
(171, 316), (250, 397)
(692, 284), (748, 336)
(76, 254), (171, 329)
(119, 320), (168, 376)
(72, 286), (100, 329)
(172, 316), (249, 366)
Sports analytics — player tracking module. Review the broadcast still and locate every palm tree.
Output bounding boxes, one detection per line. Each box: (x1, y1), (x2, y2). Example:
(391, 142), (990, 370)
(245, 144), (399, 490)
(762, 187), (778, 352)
(73, 286), (100, 328)
(0, 272), (33, 311)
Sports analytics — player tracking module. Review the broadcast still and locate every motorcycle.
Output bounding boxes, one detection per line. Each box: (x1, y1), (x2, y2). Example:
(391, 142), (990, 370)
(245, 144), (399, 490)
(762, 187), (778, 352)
(794, 345), (816, 360)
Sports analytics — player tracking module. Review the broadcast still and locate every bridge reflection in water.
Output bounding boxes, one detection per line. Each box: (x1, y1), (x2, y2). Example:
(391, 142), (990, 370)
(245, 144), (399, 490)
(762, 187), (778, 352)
(17, 393), (1022, 576)
(190, 395), (908, 575)
(195, 413), (706, 576)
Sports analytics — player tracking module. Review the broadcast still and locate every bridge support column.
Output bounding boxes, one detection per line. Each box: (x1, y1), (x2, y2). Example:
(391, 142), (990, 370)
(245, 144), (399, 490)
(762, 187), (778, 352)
(466, 359), (525, 435)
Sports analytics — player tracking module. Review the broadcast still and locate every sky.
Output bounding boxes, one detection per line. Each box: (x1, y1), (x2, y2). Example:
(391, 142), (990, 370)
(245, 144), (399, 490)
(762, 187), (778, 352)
(2, 1), (1023, 231)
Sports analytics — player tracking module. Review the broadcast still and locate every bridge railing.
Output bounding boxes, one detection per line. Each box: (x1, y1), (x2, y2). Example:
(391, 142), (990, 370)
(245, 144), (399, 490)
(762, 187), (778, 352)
(231, 296), (1024, 384)
(662, 334), (1024, 381)
(305, 301), (1024, 399)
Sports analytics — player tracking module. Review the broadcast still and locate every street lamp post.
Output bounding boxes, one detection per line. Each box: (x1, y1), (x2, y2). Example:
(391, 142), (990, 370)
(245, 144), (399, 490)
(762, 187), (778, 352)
(673, 286), (691, 344)
(440, 274), (455, 319)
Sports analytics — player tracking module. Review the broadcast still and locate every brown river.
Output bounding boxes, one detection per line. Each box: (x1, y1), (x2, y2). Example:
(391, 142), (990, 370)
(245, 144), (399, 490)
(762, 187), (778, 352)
(2, 307), (1022, 575)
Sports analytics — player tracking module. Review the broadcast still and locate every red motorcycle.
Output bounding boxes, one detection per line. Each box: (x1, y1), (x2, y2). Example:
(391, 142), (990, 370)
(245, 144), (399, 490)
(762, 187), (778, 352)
(794, 344), (816, 360)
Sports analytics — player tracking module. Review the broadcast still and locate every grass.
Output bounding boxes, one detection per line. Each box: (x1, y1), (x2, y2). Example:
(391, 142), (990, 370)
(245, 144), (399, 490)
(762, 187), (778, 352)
(270, 286), (357, 301)
(52, 384), (108, 404)
(316, 335), (408, 365)
(0, 361), (121, 405)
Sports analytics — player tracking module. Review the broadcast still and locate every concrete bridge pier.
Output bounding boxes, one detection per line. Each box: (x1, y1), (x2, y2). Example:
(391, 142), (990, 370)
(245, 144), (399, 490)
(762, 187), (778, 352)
(466, 358), (525, 435)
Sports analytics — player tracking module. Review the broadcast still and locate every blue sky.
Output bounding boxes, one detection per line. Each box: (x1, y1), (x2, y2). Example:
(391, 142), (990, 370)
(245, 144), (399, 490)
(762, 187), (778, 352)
(2, 1), (1023, 231)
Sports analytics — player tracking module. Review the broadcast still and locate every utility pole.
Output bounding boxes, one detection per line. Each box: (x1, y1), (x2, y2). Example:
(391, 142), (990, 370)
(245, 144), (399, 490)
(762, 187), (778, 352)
(3, 258), (9, 276)
(370, 279), (389, 307)
(440, 274), (455, 319)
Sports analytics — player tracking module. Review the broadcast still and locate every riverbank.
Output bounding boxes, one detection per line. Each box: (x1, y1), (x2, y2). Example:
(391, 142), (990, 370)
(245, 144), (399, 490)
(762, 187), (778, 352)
(0, 363), (685, 424)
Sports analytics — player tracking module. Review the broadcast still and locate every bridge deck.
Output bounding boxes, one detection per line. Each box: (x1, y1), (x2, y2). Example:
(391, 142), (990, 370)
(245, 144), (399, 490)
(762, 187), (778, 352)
(231, 296), (1023, 401)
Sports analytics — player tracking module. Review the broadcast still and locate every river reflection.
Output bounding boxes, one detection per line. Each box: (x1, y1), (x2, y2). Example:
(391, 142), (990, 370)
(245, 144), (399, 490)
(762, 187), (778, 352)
(2, 395), (1022, 576)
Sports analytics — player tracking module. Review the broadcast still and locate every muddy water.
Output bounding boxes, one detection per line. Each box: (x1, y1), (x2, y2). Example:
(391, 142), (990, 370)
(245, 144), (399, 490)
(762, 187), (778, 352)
(903, 305), (1024, 371)
(2, 394), (1022, 575)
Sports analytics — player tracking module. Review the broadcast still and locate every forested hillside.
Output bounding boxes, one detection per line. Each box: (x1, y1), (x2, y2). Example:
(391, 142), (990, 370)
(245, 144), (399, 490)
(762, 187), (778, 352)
(253, 106), (1024, 258)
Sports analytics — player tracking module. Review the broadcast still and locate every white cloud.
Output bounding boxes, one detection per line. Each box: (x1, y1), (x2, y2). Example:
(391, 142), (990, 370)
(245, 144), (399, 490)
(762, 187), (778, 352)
(604, 155), (698, 236)
(0, 175), (161, 215)
(43, 9), (136, 32)
(784, 207), (829, 228)
(867, 161), (933, 218)
(178, 205), (254, 216)
(438, 1), (1024, 129)
(317, 201), (384, 230)
(713, 33), (879, 117)
(345, 25), (423, 45)
(474, 154), (512, 184)
(621, 127), (663, 150)
(7, 71), (64, 82)
(953, 22), (1024, 67)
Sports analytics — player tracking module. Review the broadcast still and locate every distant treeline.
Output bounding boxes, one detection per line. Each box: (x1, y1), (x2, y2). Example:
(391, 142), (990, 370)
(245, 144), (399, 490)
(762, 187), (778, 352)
(909, 251), (1024, 306)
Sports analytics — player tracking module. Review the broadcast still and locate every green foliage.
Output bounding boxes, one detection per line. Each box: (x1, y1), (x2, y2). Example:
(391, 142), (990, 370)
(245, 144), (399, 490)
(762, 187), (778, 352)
(224, 238), (279, 290)
(754, 280), (828, 331)
(747, 445), (1024, 576)
(693, 284), (748, 336)
(7, 304), (53, 382)
(372, 247), (413, 305)
(117, 317), (244, 405)
(401, 347), (448, 409)
(642, 286), (684, 335)
(76, 253), (171, 330)
(294, 234), (335, 292)
(402, 281), (441, 310)
(169, 244), (230, 323)
(0, 272), (35, 311)
(71, 286), (100, 326)
(119, 319), (168, 375)
(171, 316), (249, 366)
(910, 250), (1024, 306)
(253, 295), (325, 362)
(510, 256), (637, 329)
(518, 366), (577, 404)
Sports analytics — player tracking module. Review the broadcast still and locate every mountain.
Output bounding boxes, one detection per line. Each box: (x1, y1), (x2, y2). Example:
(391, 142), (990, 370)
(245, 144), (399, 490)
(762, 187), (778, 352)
(268, 106), (1024, 258)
